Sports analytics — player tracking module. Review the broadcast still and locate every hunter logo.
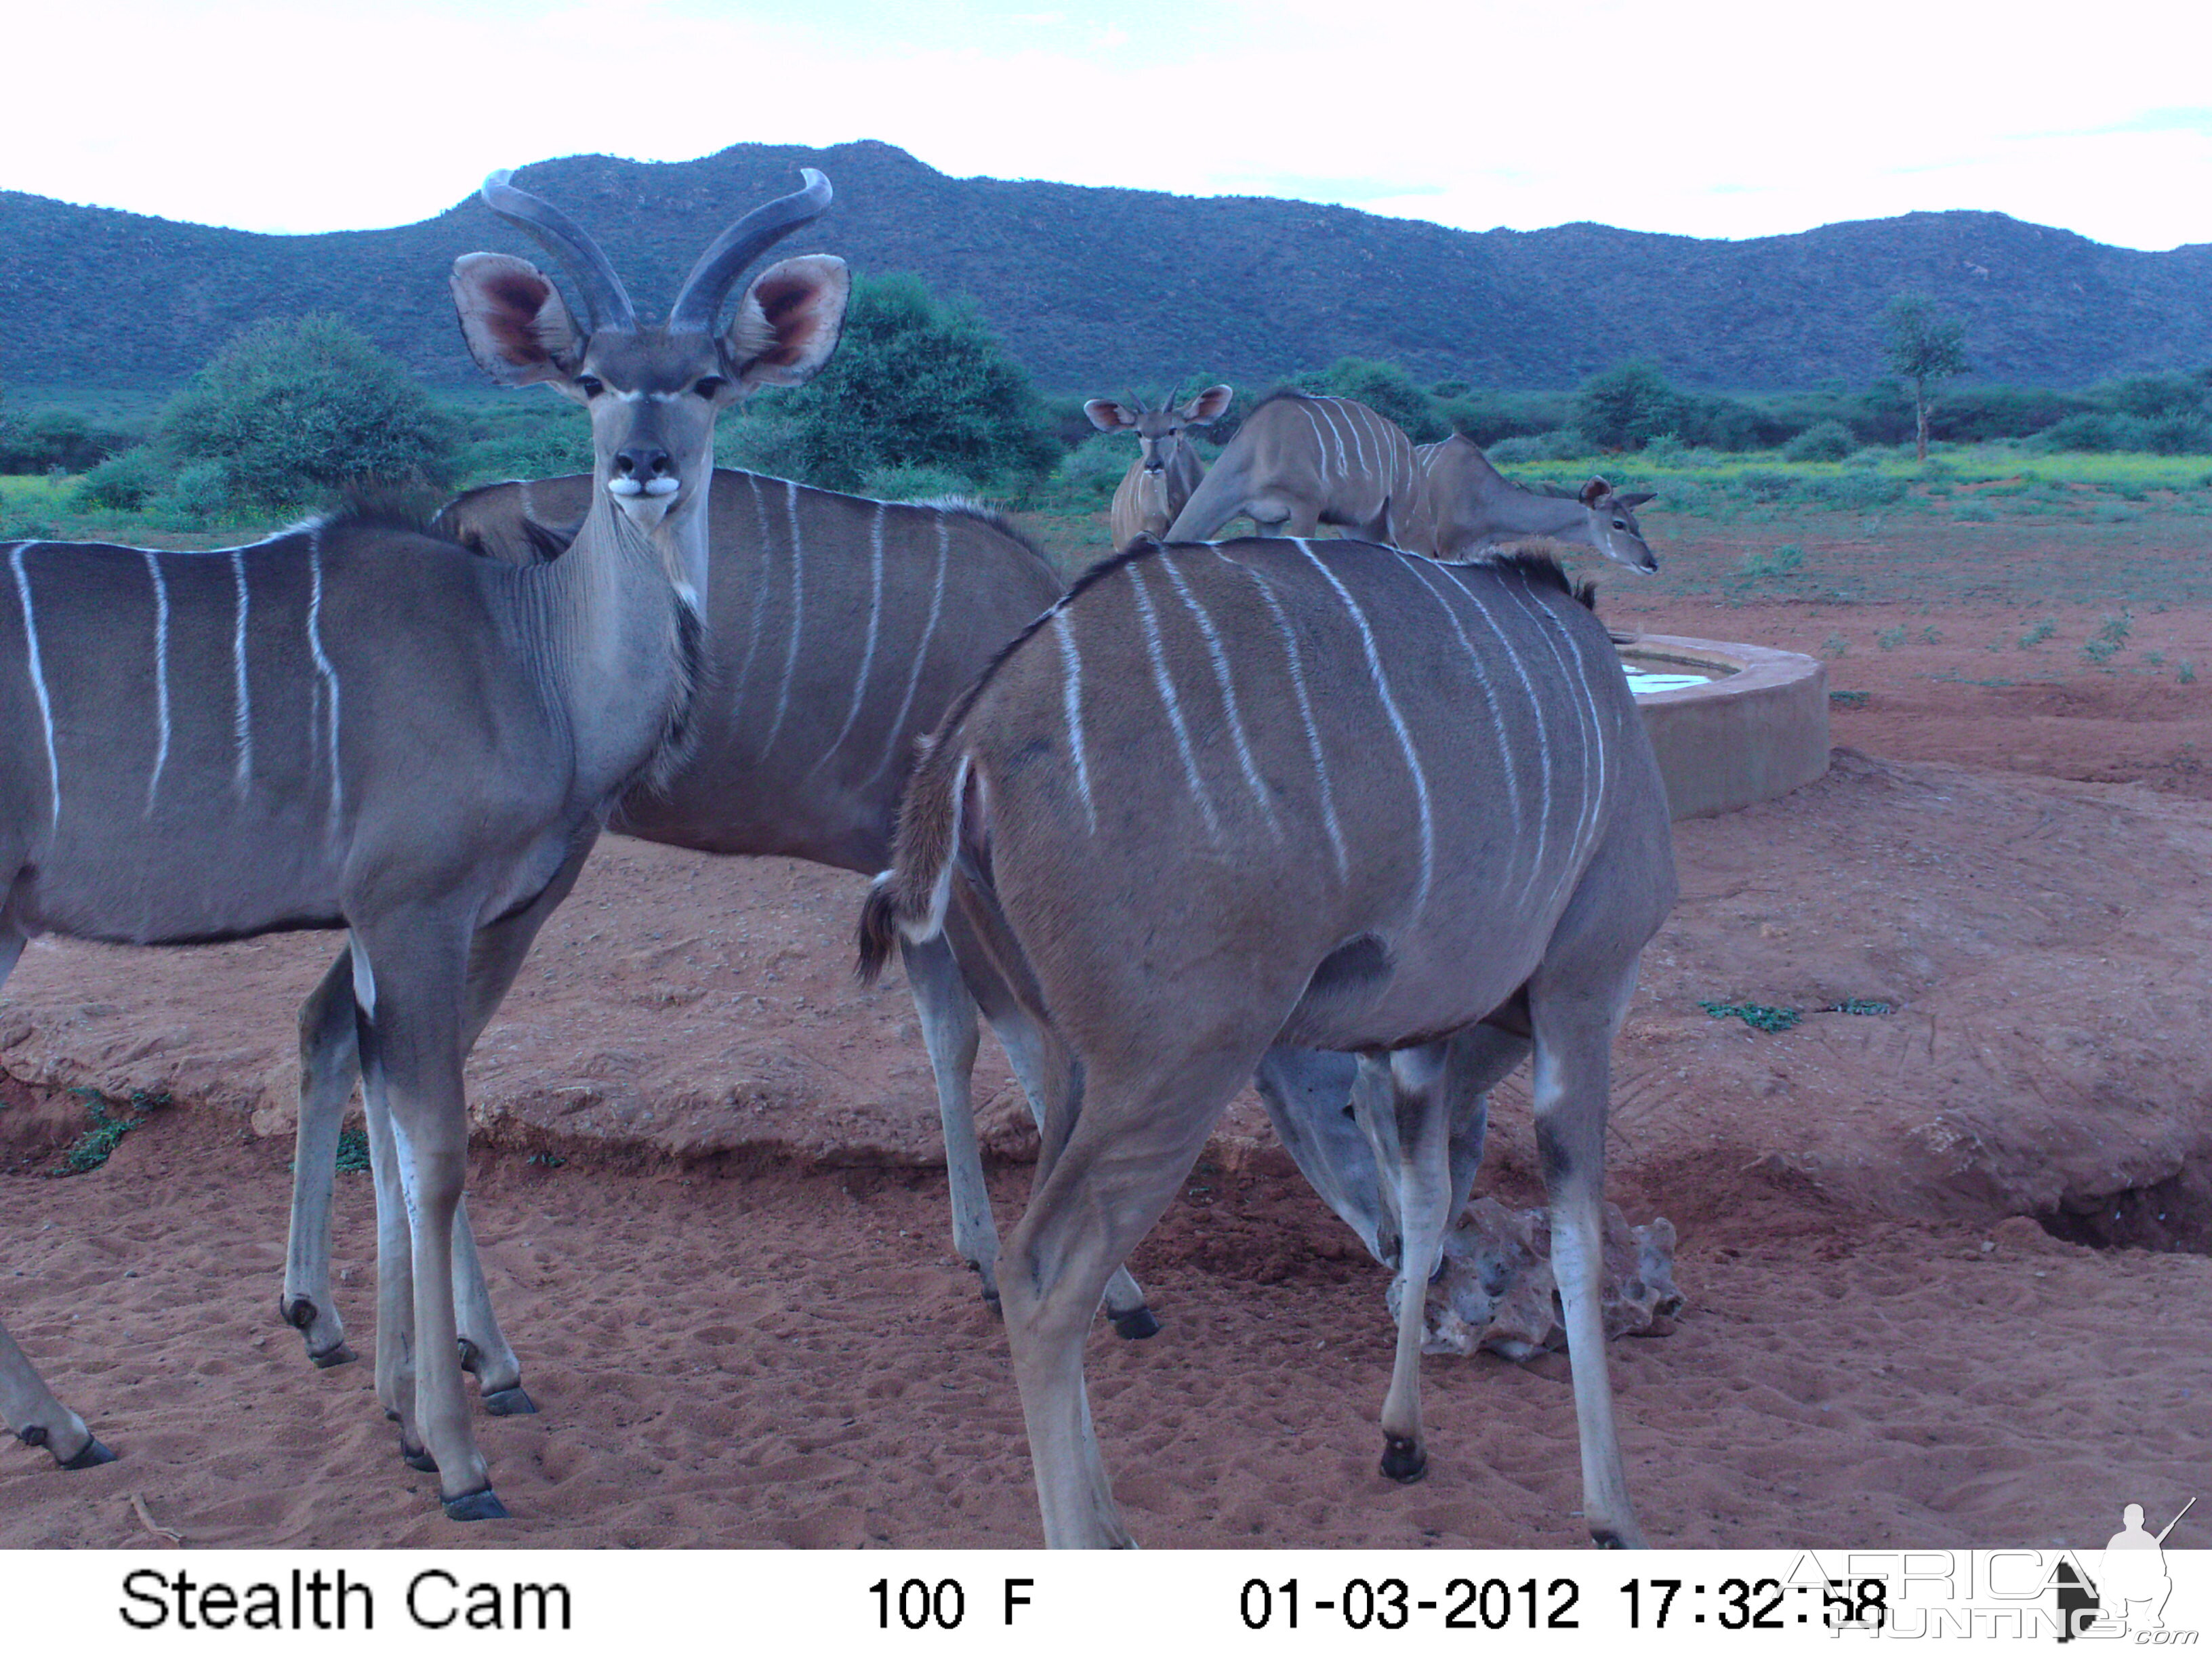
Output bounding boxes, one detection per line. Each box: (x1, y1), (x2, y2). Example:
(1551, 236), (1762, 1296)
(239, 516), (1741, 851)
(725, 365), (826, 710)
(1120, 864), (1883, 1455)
(2055, 1498), (2196, 1642)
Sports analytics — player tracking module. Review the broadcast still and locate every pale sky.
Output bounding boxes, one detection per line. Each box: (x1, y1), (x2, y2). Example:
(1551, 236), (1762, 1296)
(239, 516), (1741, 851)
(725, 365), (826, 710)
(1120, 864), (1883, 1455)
(10, 0), (2209, 250)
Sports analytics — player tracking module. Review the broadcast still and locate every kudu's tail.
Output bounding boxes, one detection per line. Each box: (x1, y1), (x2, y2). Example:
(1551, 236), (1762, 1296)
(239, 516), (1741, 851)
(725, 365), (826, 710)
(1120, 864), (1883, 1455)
(856, 739), (972, 985)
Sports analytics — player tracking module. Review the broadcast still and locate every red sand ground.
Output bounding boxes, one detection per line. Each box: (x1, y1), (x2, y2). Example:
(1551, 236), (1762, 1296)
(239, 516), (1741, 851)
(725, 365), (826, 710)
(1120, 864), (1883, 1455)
(3, 509), (2209, 1550)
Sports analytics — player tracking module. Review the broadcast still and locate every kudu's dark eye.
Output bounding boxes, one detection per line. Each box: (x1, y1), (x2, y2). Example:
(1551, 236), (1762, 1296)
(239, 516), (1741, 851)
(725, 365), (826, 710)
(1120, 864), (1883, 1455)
(577, 375), (605, 399)
(693, 376), (726, 399)
(1613, 519), (1628, 529)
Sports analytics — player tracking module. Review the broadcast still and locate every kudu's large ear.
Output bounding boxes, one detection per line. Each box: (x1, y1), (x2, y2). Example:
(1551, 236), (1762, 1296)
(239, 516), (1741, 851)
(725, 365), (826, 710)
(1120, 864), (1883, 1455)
(1085, 398), (1138, 433)
(449, 253), (586, 388)
(1579, 476), (1612, 508)
(724, 254), (851, 392)
(1620, 491), (1656, 508)
(1181, 384), (1234, 424)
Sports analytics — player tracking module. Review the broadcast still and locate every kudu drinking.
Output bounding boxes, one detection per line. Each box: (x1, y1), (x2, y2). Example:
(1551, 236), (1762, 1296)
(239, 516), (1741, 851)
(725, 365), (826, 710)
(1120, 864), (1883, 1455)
(276, 472), (1163, 1397)
(1166, 392), (1659, 573)
(0, 169), (847, 1520)
(1084, 386), (1233, 551)
(861, 538), (1678, 1548)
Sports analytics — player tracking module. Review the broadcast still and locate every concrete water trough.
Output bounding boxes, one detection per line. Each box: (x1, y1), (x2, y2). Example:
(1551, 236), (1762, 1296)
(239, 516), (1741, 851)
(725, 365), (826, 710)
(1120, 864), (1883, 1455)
(1618, 634), (1830, 820)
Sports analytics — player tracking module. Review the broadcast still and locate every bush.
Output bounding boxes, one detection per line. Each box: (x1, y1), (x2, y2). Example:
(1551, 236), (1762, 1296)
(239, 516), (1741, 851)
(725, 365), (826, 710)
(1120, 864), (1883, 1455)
(859, 462), (984, 501)
(780, 273), (1057, 493)
(1302, 357), (1449, 443)
(161, 315), (457, 509)
(73, 447), (170, 511)
(1437, 389), (1575, 447)
(159, 460), (243, 528)
(1488, 427), (1593, 464)
(1783, 419), (1854, 462)
(1809, 473), (1907, 510)
(1054, 431), (1137, 505)
(0, 408), (138, 474)
(1572, 360), (1684, 451)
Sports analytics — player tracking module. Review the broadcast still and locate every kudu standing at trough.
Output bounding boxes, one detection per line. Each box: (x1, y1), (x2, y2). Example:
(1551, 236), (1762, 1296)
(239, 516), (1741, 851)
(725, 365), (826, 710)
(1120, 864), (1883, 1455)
(861, 537), (1679, 1548)
(0, 169), (847, 1520)
(1164, 392), (1659, 573)
(276, 472), (1165, 1397)
(1084, 386), (1233, 552)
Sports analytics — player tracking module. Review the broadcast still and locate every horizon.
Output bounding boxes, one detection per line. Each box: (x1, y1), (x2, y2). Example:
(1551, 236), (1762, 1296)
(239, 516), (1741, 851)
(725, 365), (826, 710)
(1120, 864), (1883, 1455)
(4, 1), (2207, 253)
(7, 136), (2197, 258)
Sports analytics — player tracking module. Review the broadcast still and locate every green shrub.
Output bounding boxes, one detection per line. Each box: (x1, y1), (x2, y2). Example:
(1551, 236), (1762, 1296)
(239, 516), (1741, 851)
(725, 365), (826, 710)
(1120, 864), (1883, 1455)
(162, 315), (457, 508)
(1054, 432), (1137, 505)
(859, 462), (984, 501)
(75, 446), (169, 511)
(779, 273), (1057, 493)
(1783, 419), (1854, 462)
(1488, 427), (1593, 464)
(0, 408), (138, 473)
(1737, 544), (1804, 581)
(1950, 499), (1999, 523)
(160, 459), (242, 528)
(1572, 359), (1684, 451)
(1810, 473), (1908, 510)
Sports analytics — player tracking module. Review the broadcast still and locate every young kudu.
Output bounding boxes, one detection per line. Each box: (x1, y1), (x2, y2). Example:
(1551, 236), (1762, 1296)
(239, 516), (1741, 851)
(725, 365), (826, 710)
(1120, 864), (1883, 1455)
(1084, 386), (1233, 552)
(1166, 393), (1660, 573)
(0, 169), (847, 1520)
(276, 472), (1162, 1398)
(861, 539), (1678, 1548)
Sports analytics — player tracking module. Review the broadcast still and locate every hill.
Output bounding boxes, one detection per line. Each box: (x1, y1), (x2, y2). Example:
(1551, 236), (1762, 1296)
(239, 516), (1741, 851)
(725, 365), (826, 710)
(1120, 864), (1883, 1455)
(4, 140), (2209, 395)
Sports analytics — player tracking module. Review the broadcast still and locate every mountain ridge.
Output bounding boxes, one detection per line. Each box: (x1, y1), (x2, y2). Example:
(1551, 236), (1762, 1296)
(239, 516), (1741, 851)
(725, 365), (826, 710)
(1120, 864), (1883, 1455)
(3, 139), (2207, 395)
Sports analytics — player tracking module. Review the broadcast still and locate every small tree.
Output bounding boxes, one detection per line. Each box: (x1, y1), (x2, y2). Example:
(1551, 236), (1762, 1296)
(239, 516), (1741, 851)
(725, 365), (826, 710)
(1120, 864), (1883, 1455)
(161, 315), (456, 508)
(781, 273), (1055, 493)
(1572, 359), (1685, 451)
(1302, 357), (1449, 442)
(1882, 292), (1968, 462)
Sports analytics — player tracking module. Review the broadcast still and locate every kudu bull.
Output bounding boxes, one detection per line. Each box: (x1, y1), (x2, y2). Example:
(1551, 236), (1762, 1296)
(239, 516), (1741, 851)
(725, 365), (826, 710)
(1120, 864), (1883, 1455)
(861, 537), (1678, 1548)
(1165, 392), (1658, 572)
(0, 169), (846, 1521)
(1084, 386), (1233, 551)
(276, 472), (1164, 1397)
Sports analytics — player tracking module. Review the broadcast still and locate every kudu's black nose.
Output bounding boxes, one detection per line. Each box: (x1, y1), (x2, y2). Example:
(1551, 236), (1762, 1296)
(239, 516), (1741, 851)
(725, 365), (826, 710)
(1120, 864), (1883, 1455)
(614, 446), (676, 481)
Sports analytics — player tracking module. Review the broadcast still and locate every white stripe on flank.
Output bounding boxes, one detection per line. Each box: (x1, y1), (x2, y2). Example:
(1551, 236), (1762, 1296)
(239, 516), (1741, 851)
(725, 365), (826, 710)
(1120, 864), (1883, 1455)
(1338, 401), (1370, 480)
(1452, 567), (1553, 888)
(1402, 556), (1521, 871)
(1160, 557), (1277, 834)
(1502, 575), (1606, 882)
(12, 545), (59, 830)
(306, 530), (343, 827)
(1054, 611), (1097, 834)
(230, 548), (253, 788)
(869, 515), (949, 785)
(813, 501), (886, 773)
(727, 473), (775, 706)
(759, 478), (805, 758)
(1317, 402), (1349, 478)
(143, 550), (170, 815)
(1126, 562), (1221, 840)
(1219, 550), (1347, 879)
(1294, 540), (1433, 908)
(1298, 405), (1332, 486)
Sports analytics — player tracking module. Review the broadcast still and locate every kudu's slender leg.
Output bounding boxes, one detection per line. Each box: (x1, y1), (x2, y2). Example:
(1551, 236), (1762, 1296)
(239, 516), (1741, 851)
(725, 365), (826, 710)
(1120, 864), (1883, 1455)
(998, 1045), (1262, 1548)
(947, 888), (1158, 1338)
(1527, 964), (1643, 1550)
(1370, 1027), (1524, 1483)
(283, 951), (362, 1368)
(285, 834), (594, 1400)
(351, 916), (503, 1519)
(0, 927), (115, 1469)
(899, 934), (993, 1298)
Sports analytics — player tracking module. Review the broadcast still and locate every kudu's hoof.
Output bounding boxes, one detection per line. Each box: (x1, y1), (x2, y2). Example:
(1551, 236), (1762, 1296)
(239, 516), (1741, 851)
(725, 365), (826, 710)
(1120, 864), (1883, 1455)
(1111, 1306), (1162, 1342)
(480, 1387), (537, 1418)
(1380, 1435), (1427, 1484)
(443, 1487), (510, 1523)
(59, 1436), (119, 1471)
(1591, 1526), (1641, 1550)
(310, 1342), (358, 1370)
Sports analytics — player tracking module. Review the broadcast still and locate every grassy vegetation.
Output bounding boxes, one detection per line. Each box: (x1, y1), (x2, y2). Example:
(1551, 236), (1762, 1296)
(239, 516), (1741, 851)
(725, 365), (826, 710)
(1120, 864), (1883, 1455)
(52, 1087), (169, 1176)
